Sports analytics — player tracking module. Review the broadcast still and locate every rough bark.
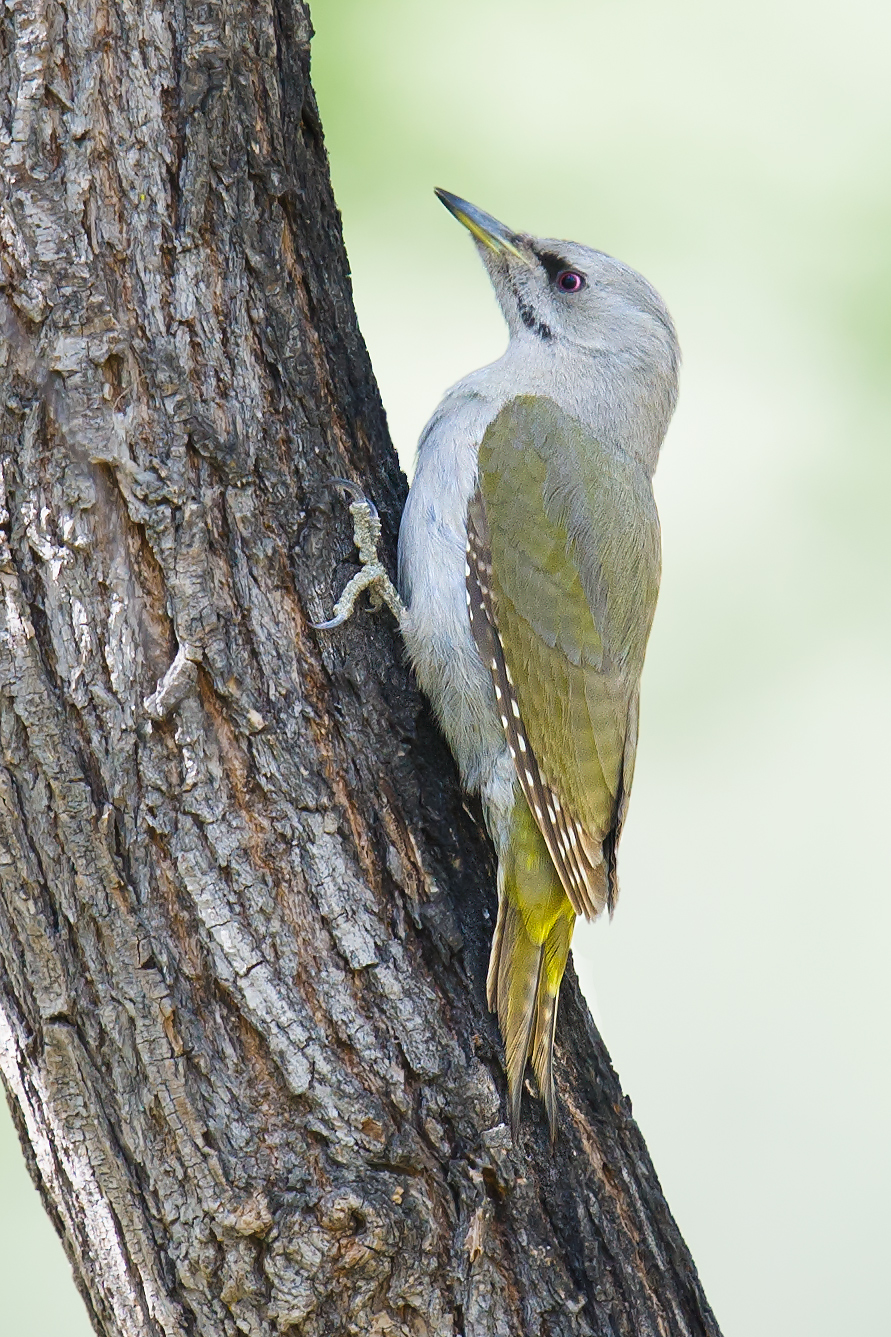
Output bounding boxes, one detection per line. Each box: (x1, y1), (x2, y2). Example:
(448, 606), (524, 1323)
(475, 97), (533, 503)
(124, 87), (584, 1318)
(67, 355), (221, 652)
(0, 2), (723, 1335)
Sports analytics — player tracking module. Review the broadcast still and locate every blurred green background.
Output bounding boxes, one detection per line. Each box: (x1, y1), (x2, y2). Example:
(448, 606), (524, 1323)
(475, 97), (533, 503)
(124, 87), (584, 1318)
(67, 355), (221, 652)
(2, 0), (889, 1332)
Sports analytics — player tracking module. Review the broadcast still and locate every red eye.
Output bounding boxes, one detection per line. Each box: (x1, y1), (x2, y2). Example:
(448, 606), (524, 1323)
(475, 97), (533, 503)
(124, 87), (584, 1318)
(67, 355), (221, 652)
(556, 270), (585, 293)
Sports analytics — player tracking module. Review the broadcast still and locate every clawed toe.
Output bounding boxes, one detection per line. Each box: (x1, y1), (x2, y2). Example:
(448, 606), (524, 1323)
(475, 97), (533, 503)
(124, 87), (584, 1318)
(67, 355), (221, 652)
(310, 607), (354, 631)
(312, 478), (405, 631)
(328, 477), (379, 523)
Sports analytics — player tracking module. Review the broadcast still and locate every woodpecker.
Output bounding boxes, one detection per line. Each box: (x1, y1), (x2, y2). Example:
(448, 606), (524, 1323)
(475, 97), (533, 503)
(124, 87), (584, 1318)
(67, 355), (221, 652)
(316, 189), (680, 1136)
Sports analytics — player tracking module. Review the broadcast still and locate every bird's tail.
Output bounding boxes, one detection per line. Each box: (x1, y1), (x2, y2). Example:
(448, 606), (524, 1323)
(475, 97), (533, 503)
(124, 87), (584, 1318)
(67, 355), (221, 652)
(487, 793), (575, 1137)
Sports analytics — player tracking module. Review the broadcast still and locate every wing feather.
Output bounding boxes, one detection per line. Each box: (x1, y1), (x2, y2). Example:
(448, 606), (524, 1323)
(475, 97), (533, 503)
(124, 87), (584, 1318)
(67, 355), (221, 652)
(467, 396), (661, 918)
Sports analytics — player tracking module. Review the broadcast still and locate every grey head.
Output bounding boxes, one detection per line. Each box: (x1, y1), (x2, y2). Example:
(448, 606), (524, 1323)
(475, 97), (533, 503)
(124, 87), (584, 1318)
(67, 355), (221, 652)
(435, 188), (681, 469)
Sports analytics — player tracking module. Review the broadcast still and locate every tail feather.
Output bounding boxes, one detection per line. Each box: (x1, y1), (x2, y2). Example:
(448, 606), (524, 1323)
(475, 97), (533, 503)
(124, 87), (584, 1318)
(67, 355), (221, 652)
(531, 912), (573, 1134)
(530, 984), (558, 1131)
(488, 795), (575, 1137)
(491, 896), (547, 1135)
(485, 893), (506, 1013)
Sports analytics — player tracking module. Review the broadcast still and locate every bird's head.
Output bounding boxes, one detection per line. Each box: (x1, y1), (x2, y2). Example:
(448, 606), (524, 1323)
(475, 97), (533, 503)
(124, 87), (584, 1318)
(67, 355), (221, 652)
(435, 188), (680, 406)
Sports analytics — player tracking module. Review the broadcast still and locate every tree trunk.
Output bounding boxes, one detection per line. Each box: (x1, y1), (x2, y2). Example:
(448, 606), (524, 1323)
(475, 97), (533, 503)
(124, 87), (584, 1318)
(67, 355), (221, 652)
(0, 2), (723, 1334)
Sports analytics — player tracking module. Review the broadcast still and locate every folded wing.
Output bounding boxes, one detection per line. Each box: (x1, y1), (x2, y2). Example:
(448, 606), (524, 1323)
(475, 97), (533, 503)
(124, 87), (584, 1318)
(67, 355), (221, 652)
(466, 395), (661, 917)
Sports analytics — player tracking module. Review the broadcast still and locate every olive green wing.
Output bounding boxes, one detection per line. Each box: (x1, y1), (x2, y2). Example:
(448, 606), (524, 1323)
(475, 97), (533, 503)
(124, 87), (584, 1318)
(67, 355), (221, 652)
(466, 395), (661, 918)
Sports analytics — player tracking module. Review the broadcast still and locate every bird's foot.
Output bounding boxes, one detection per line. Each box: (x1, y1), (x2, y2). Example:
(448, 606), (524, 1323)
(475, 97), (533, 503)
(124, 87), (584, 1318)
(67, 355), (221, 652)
(312, 479), (406, 631)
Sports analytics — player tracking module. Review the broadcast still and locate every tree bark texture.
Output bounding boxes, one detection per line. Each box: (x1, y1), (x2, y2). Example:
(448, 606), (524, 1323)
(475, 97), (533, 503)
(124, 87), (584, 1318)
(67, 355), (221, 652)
(0, 2), (723, 1335)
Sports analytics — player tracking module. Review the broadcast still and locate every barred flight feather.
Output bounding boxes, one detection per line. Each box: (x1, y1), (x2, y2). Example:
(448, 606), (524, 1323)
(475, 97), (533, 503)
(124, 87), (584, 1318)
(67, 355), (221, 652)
(466, 493), (606, 920)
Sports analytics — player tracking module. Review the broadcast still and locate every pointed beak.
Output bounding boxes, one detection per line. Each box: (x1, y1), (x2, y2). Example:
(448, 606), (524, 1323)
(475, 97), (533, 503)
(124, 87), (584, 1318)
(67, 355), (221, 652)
(434, 188), (530, 263)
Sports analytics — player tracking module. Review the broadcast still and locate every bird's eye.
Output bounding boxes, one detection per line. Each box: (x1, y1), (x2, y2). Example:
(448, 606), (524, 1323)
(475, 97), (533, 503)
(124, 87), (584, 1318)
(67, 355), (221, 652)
(556, 270), (586, 293)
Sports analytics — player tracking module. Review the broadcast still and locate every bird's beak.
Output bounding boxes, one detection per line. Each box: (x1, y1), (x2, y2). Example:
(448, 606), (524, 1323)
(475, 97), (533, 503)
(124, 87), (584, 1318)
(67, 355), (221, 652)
(434, 188), (530, 263)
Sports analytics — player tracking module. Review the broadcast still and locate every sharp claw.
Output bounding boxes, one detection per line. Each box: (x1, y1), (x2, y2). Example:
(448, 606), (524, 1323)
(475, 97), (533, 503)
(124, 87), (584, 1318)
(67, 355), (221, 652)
(329, 476), (363, 500)
(311, 611), (351, 631)
(328, 477), (379, 522)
